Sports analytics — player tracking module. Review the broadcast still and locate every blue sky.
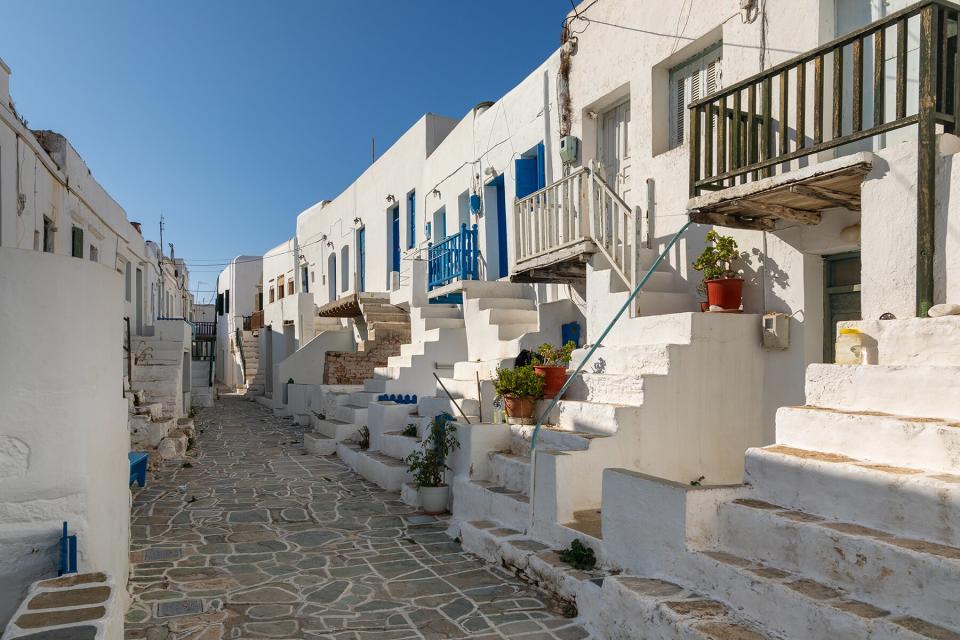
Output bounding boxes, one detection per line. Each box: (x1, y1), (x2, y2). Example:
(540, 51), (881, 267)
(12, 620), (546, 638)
(1, 1), (570, 301)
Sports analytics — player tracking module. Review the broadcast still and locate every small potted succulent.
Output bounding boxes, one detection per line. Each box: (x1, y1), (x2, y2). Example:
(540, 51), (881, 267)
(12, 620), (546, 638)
(494, 365), (545, 424)
(692, 230), (746, 311)
(405, 413), (460, 514)
(533, 341), (576, 398)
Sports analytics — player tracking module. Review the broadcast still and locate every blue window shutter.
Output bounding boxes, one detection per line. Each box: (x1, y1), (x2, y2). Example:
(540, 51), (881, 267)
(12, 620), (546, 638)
(407, 191), (416, 249)
(515, 157), (538, 199)
(536, 142), (546, 190)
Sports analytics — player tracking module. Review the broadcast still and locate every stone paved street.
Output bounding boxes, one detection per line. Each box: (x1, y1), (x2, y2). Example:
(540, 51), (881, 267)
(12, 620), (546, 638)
(126, 396), (591, 639)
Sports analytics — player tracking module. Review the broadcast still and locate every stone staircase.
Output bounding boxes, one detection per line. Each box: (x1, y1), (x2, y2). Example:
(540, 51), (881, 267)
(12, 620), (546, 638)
(239, 330), (265, 395)
(578, 317), (960, 638)
(322, 297), (412, 385)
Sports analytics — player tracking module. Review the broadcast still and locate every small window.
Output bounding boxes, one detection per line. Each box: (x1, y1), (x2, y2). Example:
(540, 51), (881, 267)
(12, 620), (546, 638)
(224, 289), (230, 314)
(301, 266), (309, 293)
(668, 43), (722, 150)
(277, 274), (285, 299)
(43, 216), (55, 253)
(287, 278), (294, 296)
(71, 226), (84, 259)
(216, 293), (224, 315)
(125, 262), (132, 301)
(269, 287), (275, 303)
(89, 245), (99, 263)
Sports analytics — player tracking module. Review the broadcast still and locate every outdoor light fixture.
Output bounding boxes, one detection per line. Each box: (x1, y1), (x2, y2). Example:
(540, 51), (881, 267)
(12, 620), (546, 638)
(432, 189), (441, 198)
(353, 217), (362, 225)
(386, 194), (396, 203)
(484, 166), (497, 177)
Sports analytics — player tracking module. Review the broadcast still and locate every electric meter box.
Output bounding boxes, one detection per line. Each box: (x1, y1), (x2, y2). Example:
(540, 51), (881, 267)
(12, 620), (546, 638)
(762, 312), (790, 350)
(559, 136), (580, 164)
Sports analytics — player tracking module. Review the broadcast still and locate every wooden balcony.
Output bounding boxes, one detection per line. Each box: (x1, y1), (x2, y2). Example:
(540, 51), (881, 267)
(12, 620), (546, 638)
(687, 0), (959, 315)
(512, 165), (640, 288)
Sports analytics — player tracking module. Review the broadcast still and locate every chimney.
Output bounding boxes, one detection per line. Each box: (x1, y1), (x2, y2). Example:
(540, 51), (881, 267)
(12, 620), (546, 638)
(130, 221), (143, 234)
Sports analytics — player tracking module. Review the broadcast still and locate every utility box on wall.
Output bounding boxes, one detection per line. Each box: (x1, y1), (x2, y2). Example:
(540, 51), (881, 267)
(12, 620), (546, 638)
(559, 136), (580, 164)
(762, 312), (790, 350)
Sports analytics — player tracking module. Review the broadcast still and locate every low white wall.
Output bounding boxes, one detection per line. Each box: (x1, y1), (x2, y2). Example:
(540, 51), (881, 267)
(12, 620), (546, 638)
(276, 327), (356, 390)
(0, 248), (129, 625)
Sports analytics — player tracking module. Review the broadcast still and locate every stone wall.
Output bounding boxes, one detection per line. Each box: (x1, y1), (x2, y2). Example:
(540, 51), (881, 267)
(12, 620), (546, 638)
(322, 327), (409, 385)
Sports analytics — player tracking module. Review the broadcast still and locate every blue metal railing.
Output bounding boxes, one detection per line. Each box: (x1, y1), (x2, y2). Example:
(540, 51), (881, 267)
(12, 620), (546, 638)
(427, 223), (479, 290)
(526, 221), (693, 532)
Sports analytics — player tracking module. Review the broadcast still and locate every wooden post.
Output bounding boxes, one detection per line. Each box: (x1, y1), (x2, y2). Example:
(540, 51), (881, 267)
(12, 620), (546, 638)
(916, 5), (938, 317)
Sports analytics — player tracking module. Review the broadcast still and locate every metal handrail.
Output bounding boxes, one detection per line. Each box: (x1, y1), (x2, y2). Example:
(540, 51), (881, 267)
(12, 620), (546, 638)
(526, 220), (693, 533)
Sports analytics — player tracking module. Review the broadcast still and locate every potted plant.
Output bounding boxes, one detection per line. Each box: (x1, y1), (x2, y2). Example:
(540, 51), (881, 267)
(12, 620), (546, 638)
(405, 413), (460, 514)
(494, 365), (545, 424)
(533, 341), (576, 398)
(692, 230), (746, 311)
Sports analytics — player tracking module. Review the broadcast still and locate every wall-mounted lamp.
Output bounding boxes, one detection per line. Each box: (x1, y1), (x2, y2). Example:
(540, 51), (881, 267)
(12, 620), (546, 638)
(587, 110), (599, 120)
(484, 166), (497, 177)
(431, 188), (441, 198)
(325, 241), (334, 249)
(385, 194), (396, 203)
(353, 217), (363, 226)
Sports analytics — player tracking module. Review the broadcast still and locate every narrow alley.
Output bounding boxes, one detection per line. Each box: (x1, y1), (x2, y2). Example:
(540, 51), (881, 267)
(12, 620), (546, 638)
(125, 397), (591, 640)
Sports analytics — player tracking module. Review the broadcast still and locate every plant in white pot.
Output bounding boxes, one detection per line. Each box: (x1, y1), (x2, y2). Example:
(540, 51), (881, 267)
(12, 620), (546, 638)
(405, 413), (460, 514)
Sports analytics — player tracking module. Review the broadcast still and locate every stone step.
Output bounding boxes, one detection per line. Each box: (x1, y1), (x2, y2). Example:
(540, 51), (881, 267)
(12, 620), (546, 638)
(363, 378), (388, 392)
(561, 373), (648, 405)
(720, 497), (960, 629)
(333, 403), (369, 425)
(399, 342), (425, 358)
(510, 425), (603, 456)
(498, 323), (540, 341)
(805, 364), (960, 422)
(585, 574), (774, 640)
(548, 400), (640, 436)
(336, 442), (362, 469)
(687, 549), (957, 640)
(380, 430), (422, 461)
(356, 450), (412, 492)
(313, 417), (360, 441)
(564, 508), (603, 541)
(776, 406), (960, 475)
(423, 317), (466, 330)
(460, 281), (532, 300)
(348, 391), (381, 407)
(304, 432), (336, 456)
(490, 451), (531, 495)
(418, 395), (480, 420)
(417, 304), (463, 319)
(454, 478), (530, 532)
(452, 358), (514, 380)
(569, 343), (674, 376)
(476, 297), (536, 311)
(745, 445), (960, 547)
(485, 307), (539, 325)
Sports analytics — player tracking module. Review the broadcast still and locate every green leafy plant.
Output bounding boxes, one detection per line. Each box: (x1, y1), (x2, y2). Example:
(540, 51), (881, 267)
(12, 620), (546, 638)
(494, 365), (545, 399)
(690, 475), (705, 487)
(357, 426), (370, 450)
(405, 414), (461, 488)
(558, 539), (596, 570)
(287, 377), (295, 384)
(534, 341), (577, 366)
(692, 230), (745, 294)
(402, 423), (419, 438)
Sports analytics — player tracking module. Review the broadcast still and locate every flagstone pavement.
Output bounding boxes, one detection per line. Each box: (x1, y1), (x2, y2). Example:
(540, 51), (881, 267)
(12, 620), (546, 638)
(126, 396), (592, 639)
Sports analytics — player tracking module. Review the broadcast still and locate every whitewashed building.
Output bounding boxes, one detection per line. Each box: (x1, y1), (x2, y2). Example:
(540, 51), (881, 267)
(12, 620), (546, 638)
(0, 56), (195, 633)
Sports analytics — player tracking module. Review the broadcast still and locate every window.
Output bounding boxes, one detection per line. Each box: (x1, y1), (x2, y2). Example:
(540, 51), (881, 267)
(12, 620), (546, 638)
(224, 289), (230, 314)
(89, 245), (98, 263)
(287, 278), (294, 296)
(340, 246), (350, 292)
(216, 293), (224, 315)
(269, 286), (275, 303)
(668, 43), (721, 150)
(125, 262), (132, 301)
(407, 190), (416, 249)
(277, 274), (285, 299)
(301, 266), (309, 293)
(43, 216), (55, 252)
(71, 226), (84, 258)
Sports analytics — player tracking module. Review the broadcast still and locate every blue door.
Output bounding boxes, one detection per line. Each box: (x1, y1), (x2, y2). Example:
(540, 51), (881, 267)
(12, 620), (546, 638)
(514, 141), (547, 199)
(407, 191), (416, 249)
(391, 207), (400, 273)
(493, 176), (508, 278)
(358, 228), (366, 292)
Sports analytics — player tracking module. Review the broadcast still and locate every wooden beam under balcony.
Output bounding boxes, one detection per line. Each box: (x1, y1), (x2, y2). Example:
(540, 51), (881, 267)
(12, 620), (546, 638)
(687, 152), (871, 231)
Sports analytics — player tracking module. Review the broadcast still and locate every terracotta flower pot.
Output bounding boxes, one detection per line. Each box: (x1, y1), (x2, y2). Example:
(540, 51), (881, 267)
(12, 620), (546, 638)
(704, 278), (743, 310)
(534, 365), (569, 399)
(503, 396), (537, 425)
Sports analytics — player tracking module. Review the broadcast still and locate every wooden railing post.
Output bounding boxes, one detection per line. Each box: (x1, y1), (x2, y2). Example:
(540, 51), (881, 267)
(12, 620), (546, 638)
(916, 4), (938, 317)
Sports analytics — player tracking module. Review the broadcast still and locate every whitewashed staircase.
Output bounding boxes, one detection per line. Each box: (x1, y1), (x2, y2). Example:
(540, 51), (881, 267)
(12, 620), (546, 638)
(239, 330), (265, 396)
(582, 317), (960, 639)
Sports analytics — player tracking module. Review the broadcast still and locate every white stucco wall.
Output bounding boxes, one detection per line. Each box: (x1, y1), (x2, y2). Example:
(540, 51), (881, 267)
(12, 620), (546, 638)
(216, 255), (263, 387)
(0, 248), (129, 625)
